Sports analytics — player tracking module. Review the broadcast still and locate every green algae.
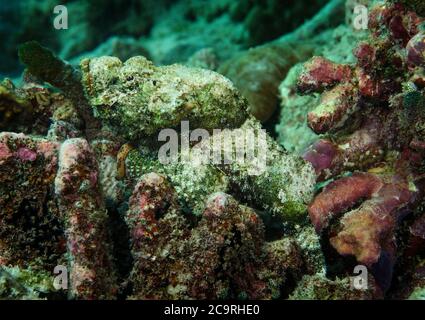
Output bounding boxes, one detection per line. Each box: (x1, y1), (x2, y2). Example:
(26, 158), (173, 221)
(0, 266), (57, 300)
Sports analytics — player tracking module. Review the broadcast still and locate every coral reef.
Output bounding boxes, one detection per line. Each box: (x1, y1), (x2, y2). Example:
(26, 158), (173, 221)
(0, 76), (82, 136)
(2, 0), (425, 301)
(2, 38), (316, 299)
(277, 23), (367, 153)
(0, 266), (57, 300)
(18, 41), (99, 135)
(126, 173), (305, 299)
(0, 133), (62, 265)
(0, 132), (64, 299)
(297, 0), (425, 294)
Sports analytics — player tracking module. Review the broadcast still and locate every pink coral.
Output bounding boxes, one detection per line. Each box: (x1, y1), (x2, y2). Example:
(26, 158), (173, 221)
(0, 142), (12, 164)
(329, 176), (418, 266)
(297, 56), (352, 94)
(15, 147), (37, 162)
(0, 133), (119, 299)
(55, 138), (117, 299)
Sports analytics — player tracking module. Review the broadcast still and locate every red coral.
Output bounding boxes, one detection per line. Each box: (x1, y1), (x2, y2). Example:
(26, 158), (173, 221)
(299, 1), (425, 294)
(330, 179), (417, 266)
(307, 84), (359, 133)
(297, 57), (352, 94)
(308, 172), (382, 232)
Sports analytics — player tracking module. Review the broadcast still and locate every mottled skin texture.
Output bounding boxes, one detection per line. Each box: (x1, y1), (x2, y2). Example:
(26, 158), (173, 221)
(81, 55), (249, 140)
(124, 118), (316, 221)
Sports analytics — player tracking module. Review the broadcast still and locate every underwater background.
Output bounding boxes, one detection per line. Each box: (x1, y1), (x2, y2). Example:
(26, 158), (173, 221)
(0, 0), (425, 300)
(0, 0), (328, 77)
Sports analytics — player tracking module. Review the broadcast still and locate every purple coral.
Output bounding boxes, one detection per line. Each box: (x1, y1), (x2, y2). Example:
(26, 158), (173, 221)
(407, 32), (425, 67)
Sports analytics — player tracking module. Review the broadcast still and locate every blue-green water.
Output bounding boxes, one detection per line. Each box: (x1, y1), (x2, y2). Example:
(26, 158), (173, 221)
(0, 0), (327, 77)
